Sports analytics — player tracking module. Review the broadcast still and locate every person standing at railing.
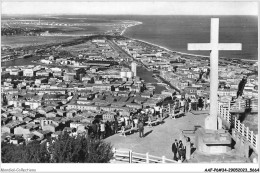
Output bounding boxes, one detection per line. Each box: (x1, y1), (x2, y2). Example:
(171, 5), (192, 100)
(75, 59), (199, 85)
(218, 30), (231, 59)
(198, 97), (204, 111)
(114, 119), (118, 134)
(237, 76), (247, 98)
(124, 116), (129, 126)
(180, 98), (185, 112)
(188, 100), (192, 112)
(111, 121), (115, 135)
(203, 97), (207, 110)
(91, 122), (97, 139)
(170, 107), (175, 119)
(96, 122), (100, 140)
(100, 121), (105, 139)
(129, 113), (133, 124)
(148, 113), (152, 123)
(159, 106), (163, 120)
(133, 117), (138, 128)
(105, 121), (110, 138)
(206, 97), (210, 110)
(184, 98), (188, 112)
(151, 107), (155, 116)
(138, 120), (144, 138)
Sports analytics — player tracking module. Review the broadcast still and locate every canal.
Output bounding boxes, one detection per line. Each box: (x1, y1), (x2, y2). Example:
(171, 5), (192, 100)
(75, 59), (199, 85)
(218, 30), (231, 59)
(137, 66), (167, 94)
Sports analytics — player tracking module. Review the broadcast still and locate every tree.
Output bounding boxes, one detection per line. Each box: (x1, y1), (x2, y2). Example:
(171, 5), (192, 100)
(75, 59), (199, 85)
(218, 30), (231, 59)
(1, 133), (113, 163)
(1, 141), (50, 163)
(50, 133), (113, 163)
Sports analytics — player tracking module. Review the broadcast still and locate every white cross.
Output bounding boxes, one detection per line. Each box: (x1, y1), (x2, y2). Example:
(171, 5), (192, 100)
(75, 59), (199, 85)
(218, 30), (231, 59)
(188, 18), (242, 130)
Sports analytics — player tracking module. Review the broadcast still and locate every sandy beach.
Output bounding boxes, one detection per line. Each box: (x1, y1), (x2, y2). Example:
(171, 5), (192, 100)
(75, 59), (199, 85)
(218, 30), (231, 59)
(120, 21), (211, 59)
(122, 22), (253, 60)
(133, 38), (210, 59)
(120, 22), (142, 36)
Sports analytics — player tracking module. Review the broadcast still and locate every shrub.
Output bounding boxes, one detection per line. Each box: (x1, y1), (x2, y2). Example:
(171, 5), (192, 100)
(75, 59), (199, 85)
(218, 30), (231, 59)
(1, 134), (113, 163)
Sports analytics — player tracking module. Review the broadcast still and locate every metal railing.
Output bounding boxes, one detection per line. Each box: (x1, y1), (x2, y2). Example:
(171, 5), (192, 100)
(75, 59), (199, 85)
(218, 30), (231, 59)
(233, 117), (258, 152)
(249, 99), (258, 112)
(218, 105), (258, 153)
(229, 100), (246, 111)
(218, 98), (257, 113)
(112, 148), (178, 163)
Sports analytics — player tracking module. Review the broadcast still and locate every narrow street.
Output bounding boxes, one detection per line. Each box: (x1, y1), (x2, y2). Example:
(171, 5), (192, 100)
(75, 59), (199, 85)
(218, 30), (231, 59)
(106, 39), (133, 60)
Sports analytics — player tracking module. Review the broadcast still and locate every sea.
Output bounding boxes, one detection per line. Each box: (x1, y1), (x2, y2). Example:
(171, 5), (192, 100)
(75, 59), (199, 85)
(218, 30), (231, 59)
(122, 15), (258, 60)
(1, 15), (257, 93)
(2, 15), (258, 61)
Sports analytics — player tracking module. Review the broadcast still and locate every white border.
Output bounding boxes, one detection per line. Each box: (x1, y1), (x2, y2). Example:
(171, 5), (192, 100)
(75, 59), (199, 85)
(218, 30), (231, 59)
(1, 0), (259, 172)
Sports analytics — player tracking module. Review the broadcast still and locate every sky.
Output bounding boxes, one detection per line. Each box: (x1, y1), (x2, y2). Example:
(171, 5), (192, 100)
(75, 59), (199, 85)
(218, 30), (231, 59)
(1, 1), (259, 16)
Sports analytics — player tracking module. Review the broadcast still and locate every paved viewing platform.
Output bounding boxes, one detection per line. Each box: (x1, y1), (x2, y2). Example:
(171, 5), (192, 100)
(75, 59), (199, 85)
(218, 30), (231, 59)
(106, 110), (250, 163)
(105, 112), (208, 159)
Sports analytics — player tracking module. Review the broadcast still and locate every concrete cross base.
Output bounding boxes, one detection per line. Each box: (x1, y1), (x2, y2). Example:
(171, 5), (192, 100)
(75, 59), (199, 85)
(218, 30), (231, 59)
(234, 140), (250, 158)
(217, 117), (223, 130)
(204, 115), (218, 130)
(188, 150), (249, 163)
(194, 128), (232, 154)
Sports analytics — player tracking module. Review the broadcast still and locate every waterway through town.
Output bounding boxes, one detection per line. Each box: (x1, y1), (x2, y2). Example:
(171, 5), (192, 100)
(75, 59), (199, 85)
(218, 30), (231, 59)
(137, 66), (167, 94)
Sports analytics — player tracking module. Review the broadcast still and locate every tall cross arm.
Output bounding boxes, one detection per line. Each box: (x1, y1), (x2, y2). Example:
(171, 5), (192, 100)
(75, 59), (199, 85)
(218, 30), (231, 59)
(188, 43), (212, 51)
(218, 43), (242, 50)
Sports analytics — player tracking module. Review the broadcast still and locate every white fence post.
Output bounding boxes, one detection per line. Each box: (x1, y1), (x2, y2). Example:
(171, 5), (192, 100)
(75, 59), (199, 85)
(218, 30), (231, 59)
(228, 113), (231, 124)
(226, 111), (229, 124)
(223, 109), (227, 121)
(246, 127), (249, 141)
(218, 102), (221, 113)
(231, 128), (235, 138)
(129, 150), (132, 163)
(225, 109), (227, 121)
(162, 156), (166, 163)
(235, 117), (238, 129)
(251, 131), (254, 145)
(242, 124), (245, 136)
(255, 134), (258, 151)
(146, 153), (149, 163)
(237, 119), (240, 132)
(224, 109), (227, 122)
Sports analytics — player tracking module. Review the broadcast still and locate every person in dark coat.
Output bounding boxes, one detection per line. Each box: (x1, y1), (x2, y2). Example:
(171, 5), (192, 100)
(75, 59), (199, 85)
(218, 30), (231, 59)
(96, 122), (100, 139)
(114, 120), (118, 134)
(110, 121), (114, 135)
(172, 139), (179, 161)
(138, 121), (144, 138)
(105, 121), (110, 137)
(237, 76), (247, 98)
(178, 140), (185, 161)
(92, 123), (97, 139)
(198, 97), (204, 110)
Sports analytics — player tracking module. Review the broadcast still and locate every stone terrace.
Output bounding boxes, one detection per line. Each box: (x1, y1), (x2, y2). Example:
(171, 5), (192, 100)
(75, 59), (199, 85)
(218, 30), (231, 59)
(105, 112), (208, 159)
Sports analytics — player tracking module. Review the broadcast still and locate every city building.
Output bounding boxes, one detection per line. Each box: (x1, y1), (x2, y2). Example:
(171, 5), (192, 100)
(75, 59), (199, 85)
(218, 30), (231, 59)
(131, 61), (137, 76)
